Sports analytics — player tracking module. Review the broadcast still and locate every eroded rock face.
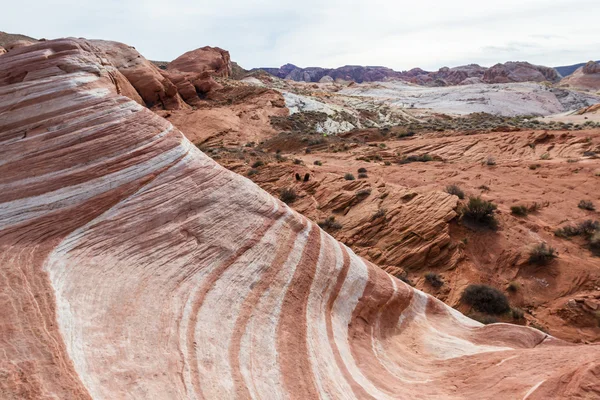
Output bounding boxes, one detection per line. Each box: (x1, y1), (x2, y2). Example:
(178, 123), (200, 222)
(89, 40), (187, 110)
(1, 38), (600, 399)
(483, 61), (561, 83)
(561, 61), (600, 91)
(161, 46), (233, 105)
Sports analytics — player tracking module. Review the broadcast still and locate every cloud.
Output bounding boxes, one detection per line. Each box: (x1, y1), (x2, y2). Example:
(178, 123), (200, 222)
(3, 0), (600, 70)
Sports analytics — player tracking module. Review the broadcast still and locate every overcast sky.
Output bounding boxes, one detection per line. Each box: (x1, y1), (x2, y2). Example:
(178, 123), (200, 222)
(4, 0), (600, 71)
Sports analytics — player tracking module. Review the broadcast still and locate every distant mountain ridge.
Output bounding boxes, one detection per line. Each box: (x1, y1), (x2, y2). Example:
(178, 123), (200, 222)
(555, 60), (600, 77)
(254, 61), (561, 86)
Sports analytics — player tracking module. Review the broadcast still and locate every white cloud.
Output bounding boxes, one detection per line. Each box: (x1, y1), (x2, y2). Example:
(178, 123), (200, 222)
(3, 0), (600, 70)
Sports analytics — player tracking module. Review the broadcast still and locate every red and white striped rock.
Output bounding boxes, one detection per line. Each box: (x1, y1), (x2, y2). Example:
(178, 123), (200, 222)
(1, 38), (599, 399)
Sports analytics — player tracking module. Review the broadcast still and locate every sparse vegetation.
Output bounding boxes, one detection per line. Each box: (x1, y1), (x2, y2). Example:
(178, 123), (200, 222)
(318, 216), (342, 231)
(424, 272), (444, 288)
(293, 158), (303, 165)
(358, 173), (368, 179)
(511, 307), (524, 320)
(399, 154), (433, 164)
(358, 167), (367, 173)
(529, 164), (541, 170)
(507, 281), (520, 293)
(540, 152), (550, 160)
(251, 160), (264, 168)
(372, 208), (386, 220)
(461, 197), (498, 228)
(511, 205), (529, 216)
(279, 188), (297, 204)
(462, 284), (510, 315)
(555, 220), (600, 238)
(578, 200), (595, 211)
(344, 173), (355, 181)
(528, 243), (557, 265)
(356, 188), (372, 198)
(485, 156), (496, 166)
(247, 169), (259, 176)
(445, 184), (465, 200)
(314, 160), (322, 166)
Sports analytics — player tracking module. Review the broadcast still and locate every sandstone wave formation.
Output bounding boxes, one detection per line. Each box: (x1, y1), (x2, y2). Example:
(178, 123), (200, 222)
(2, 39), (600, 399)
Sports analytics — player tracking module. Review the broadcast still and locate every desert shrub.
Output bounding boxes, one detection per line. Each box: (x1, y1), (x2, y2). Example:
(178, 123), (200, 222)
(511, 205), (529, 216)
(279, 188), (297, 204)
(462, 284), (510, 315)
(356, 188), (372, 198)
(251, 160), (264, 168)
(529, 164), (541, 170)
(358, 173), (368, 179)
(583, 151), (597, 157)
(399, 154), (433, 164)
(247, 169), (259, 176)
(445, 184), (465, 199)
(507, 281), (520, 293)
(318, 216), (342, 231)
(384, 161), (392, 166)
(529, 243), (557, 265)
(358, 167), (368, 173)
(578, 200), (595, 211)
(293, 158), (303, 165)
(485, 156), (496, 166)
(397, 131), (416, 138)
(590, 231), (600, 253)
(314, 160), (322, 166)
(372, 208), (386, 220)
(478, 185), (490, 191)
(540, 152), (550, 160)
(578, 220), (600, 236)
(462, 197), (498, 228)
(344, 173), (355, 181)
(512, 308), (524, 320)
(424, 272), (444, 288)
(555, 220), (599, 238)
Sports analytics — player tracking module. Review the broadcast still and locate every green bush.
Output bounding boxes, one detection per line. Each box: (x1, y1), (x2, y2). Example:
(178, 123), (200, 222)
(462, 197), (498, 228)
(445, 184), (465, 199)
(356, 188), (372, 198)
(344, 173), (355, 181)
(578, 200), (595, 211)
(462, 284), (510, 315)
(511, 205), (529, 216)
(318, 216), (342, 231)
(358, 167), (367, 173)
(247, 169), (259, 176)
(279, 188), (297, 204)
(372, 208), (386, 220)
(314, 160), (322, 166)
(424, 272), (444, 288)
(529, 243), (557, 265)
(399, 154), (433, 164)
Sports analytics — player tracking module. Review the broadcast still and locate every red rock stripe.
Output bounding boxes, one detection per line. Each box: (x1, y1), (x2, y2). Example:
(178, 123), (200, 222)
(346, 261), (412, 395)
(228, 213), (304, 398)
(186, 206), (284, 399)
(277, 223), (322, 400)
(325, 244), (376, 399)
